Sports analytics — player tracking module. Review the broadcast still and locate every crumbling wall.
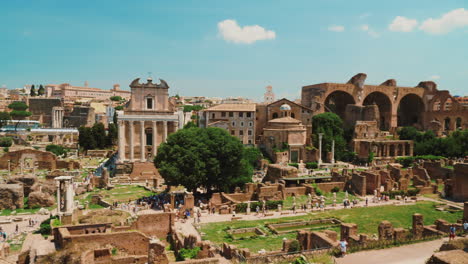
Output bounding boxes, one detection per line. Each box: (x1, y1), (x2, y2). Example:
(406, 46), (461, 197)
(0, 184), (24, 210)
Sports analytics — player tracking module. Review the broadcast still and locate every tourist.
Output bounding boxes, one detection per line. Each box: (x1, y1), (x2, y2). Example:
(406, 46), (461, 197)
(212, 207), (216, 215)
(197, 209), (202, 222)
(343, 200), (347, 209)
(339, 238), (348, 257)
(449, 224), (456, 241)
(256, 205), (260, 215)
(365, 198), (368, 207)
(463, 221), (468, 234)
(15, 224), (19, 234)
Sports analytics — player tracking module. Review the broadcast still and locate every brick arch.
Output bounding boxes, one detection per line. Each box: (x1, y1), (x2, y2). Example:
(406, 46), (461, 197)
(324, 90), (356, 120)
(397, 93), (425, 128)
(363, 91), (392, 131)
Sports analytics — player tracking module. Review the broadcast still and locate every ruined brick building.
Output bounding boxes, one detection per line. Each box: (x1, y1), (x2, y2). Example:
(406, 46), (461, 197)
(301, 73), (467, 134)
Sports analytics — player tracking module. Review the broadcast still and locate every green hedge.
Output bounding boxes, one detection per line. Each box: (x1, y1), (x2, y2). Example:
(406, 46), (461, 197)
(288, 163), (299, 168)
(235, 200), (283, 213)
(305, 162), (318, 169)
(396, 155), (445, 168)
(381, 189), (420, 198)
(0, 137), (13, 147)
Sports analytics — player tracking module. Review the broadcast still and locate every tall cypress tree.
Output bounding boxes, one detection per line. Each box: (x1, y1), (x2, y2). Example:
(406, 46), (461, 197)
(30, 85), (36, 96)
(38, 85), (45, 96)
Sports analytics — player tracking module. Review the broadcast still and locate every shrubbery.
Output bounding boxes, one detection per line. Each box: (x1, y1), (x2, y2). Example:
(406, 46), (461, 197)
(235, 200), (283, 213)
(381, 189), (420, 198)
(305, 162), (318, 169)
(288, 240), (301, 252)
(396, 155), (445, 168)
(177, 247), (200, 261)
(331, 186), (340, 193)
(288, 163), (299, 168)
(0, 137), (13, 147)
(46, 144), (69, 157)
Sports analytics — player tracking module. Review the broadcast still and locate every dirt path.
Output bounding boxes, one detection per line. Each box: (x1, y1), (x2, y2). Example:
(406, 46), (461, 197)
(335, 238), (448, 264)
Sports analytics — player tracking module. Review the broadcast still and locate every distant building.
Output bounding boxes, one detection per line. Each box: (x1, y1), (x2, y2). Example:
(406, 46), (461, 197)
(454, 96), (468, 107)
(200, 103), (256, 145)
(45, 82), (131, 103)
(221, 97), (254, 104)
(117, 77), (185, 163)
(264, 85), (275, 104)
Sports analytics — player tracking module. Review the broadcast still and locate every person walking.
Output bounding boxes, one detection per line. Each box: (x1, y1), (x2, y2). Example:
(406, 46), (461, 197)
(449, 224), (456, 241)
(340, 238), (348, 257)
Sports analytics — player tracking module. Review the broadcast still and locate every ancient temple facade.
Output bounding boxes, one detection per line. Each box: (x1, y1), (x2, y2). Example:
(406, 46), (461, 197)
(117, 78), (184, 163)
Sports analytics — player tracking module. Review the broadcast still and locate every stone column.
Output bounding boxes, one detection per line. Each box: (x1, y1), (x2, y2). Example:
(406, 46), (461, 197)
(318, 133), (323, 165)
(129, 121), (134, 161)
(152, 121), (158, 157)
(174, 121), (179, 132)
(163, 121), (168, 143)
(409, 143), (414, 156)
(331, 140), (335, 164)
(140, 120), (145, 162)
(386, 144), (390, 157)
(118, 120), (126, 162)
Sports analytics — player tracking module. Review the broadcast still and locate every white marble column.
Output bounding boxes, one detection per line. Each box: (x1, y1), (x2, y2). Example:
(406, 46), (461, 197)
(152, 121), (158, 157)
(118, 120), (126, 162)
(140, 120), (145, 162)
(318, 133), (323, 165)
(331, 140), (335, 164)
(129, 121), (134, 161)
(163, 121), (168, 143)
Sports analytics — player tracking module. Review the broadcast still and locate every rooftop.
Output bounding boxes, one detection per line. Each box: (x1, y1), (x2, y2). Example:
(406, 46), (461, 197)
(205, 103), (256, 112)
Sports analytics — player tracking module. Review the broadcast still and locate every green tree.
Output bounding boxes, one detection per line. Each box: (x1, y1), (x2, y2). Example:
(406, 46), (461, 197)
(37, 85), (45, 96)
(8, 101), (32, 131)
(113, 111), (118, 125)
(115, 105), (124, 110)
(312, 112), (346, 161)
(183, 122), (197, 129)
(78, 126), (96, 150)
(106, 123), (118, 147)
(0, 137), (13, 147)
(398, 126), (419, 140)
(46, 144), (69, 157)
(154, 127), (252, 192)
(30, 85), (36, 96)
(92, 122), (107, 149)
(0, 111), (11, 128)
(183, 105), (204, 112)
(110, 96), (122, 101)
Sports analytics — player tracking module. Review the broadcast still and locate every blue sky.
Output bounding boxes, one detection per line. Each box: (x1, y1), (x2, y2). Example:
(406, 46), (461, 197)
(1, 0), (467, 100)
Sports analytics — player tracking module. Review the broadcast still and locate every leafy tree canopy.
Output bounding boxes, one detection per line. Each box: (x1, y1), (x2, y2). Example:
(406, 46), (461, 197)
(183, 105), (204, 113)
(0, 111), (11, 128)
(8, 101), (29, 111)
(154, 127), (252, 192)
(311, 112), (347, 160)
(110, 96), (123, 101)
(46, 144), (69, 157)
(398, 127), (468, 158)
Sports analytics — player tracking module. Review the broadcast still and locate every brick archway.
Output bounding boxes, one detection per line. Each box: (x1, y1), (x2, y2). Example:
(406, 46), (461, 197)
(324, 90), (356, 120)
(363, 91), (392, 131)
(397, 94), (424, 127)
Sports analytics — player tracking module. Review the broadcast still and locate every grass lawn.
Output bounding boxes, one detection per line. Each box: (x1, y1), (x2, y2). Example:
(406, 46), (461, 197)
(283, 191), (360, 209)
(77, 184), (156, 205)
(199, 201), (462, 252)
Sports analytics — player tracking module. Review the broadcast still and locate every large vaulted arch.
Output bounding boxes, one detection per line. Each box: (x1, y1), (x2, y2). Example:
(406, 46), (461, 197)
(324, 91), (355, 120)
(397, 94), (424, 127)
(363, 92), (392, 131)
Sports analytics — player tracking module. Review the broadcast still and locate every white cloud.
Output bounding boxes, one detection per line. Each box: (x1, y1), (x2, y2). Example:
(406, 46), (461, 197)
(359, 13), (371, 19)
(389, 16), (418, 32)
(360, 24), (379, 38)
(420, 8), (468, 34)
(430, 75), (441, 80)
(328, 25), (345, 32)
(217, 19), (276, 44)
